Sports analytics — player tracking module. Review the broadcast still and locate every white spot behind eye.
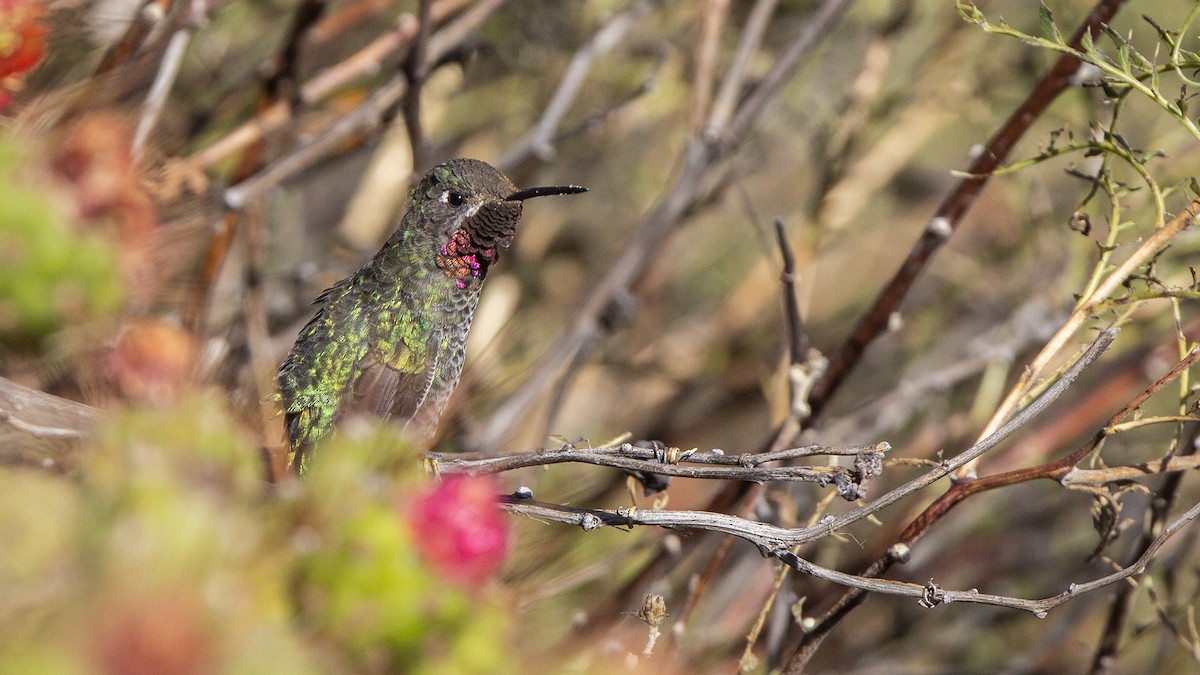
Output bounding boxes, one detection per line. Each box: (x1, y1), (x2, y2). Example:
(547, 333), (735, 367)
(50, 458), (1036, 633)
(441, 190), (468, 207)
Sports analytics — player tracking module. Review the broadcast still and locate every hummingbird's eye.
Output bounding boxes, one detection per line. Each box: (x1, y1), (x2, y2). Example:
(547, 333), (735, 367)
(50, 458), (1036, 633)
(446, 191), (466, 207)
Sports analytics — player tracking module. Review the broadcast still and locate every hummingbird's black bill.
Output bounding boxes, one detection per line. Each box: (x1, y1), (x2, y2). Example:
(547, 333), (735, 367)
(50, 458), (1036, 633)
(506, 185), (588, 201)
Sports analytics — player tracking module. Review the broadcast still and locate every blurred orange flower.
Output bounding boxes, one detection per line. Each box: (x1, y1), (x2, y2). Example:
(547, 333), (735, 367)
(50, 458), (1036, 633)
(0, 0), (48, 107)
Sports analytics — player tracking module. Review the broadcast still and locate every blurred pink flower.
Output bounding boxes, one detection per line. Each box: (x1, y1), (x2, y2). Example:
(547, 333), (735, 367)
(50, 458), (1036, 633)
(408, 474), (508, 585)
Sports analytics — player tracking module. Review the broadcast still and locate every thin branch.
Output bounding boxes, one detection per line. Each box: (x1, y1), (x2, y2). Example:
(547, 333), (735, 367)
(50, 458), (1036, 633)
(132, 0), (206, 160)
(630, 324), (1110, 652)
(433, 442), (887, 498)
(807, 0), (1129, 423)
(174, 0), (470, 182)
(775, 218), (807, 363)
(264, 0), (328, 98)
(0, 377), (100, 473)
(502, 473), (1198, 617)
(690, 0), (730, 132)
(1050, 344), (1200, 472)
(725, 0), (853, 142)
(966, 197), (1200, 476)
(785, 327), (1189, 672)
(1060, 454), (1200, 487)
(435, 441), (884, 466)
(92, 0), (173, 77)
(308, 0), (404, 44)
(182, 0), (328, 328)
(814, 299), (1064, 445)
(0, 409), (89, 440)
(468, 0), (854, 449)
(706, 0), (778, 134)
(223, 73), (406, 209)
(780, 495), (1200, 614)
(550, 59), (663, 142)
(222, 0), (508, 209)
(402, 0), (433, 172)
(1092, 421), (1200, 671)
(496, 0), (656, 170)
(500, 329), (1113, 547)
(424, 0), (507, 59)
(812, 329), (1118, 530)
(774, 218), (823, 423)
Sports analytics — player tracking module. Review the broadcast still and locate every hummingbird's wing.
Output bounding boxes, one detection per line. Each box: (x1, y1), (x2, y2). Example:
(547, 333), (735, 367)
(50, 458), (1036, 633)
(345, 333), (441, 438)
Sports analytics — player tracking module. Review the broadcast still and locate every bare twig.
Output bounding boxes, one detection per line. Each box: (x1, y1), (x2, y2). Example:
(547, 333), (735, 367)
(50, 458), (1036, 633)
(774, 217), (824, 423)
(775, 218), (807, 365)
(501, 329), (1113, 546)
(965, 198), (1200, 476)
(690, 0), (730, 132)
(784, 327), (1189, 671)
(778, 497), (1200, 614)
(222, 0), (508, 209)
(309, 0), (406, 44)
(0, 409), (89, 440)
(543, 4), (873, 637)
(510, 421), (1196, 669)
(496, 0), (656, 170)
(705, 0), (778, 134)
(264, 0), (328, 97)
(174, 0), (472, 182)
(189, 0), (330, 299)
(424, 0), (507, 59)
(813, 328), (1116, 533)
(1092, 406), (1200, 673)
(503, 429), (1193, 621)
(1060, 454), (1200, 487)
(0, 377), (100, 472)
(183, 0), (329, 329)
(435, 441), (883, 466)
(550, 60), (663, 142)
(402, 0), (433, 173)
(222, 73), (403, 209)
(654, 324), (1110, 654)
(132, 0), (206, 160)
(93, 0), (173, 77)
(807, 0), (1129, 424)
(469, 0), (854, 449)
(433, 442), (886, 498)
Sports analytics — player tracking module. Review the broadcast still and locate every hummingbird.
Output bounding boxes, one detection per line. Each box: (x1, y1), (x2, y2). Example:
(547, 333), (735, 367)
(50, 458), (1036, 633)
(277, 158), (585, 473)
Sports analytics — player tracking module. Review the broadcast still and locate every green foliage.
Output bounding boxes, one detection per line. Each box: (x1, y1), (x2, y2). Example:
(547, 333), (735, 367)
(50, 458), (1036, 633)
(958, 2), (1200, 142)
(294, 428), (514, 673)
(0, 397), (513, 673)
(955, 2), (1200, 315)
(0, 136), (123, 346)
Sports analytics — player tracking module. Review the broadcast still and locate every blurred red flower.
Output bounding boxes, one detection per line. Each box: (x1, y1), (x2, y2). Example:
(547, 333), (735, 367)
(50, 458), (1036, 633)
(0, 0), (47, 107)
(408, 474), (508, 586)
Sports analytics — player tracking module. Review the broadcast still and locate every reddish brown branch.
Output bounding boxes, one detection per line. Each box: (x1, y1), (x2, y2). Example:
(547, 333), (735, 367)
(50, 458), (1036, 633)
(264, 0), (327, 99)
(806, 0), (1129, 419)
(783, 330), (1199, 672)
(92, 0), (175, 76)
(183, 0), (327, 329)
(174, 0), (467, 181)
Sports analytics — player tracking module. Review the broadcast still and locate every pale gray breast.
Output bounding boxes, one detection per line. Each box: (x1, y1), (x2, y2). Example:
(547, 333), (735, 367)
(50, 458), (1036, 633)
(406, 287), (483, 437)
